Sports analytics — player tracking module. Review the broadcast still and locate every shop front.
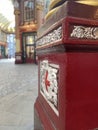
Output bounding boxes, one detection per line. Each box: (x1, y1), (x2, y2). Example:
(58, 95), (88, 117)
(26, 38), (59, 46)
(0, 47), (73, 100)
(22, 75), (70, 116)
(22, 32), (36, 63)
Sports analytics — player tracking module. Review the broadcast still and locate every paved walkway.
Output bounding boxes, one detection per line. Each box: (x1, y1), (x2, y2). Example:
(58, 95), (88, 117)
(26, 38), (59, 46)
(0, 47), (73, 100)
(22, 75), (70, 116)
(0, 58), (38, 130)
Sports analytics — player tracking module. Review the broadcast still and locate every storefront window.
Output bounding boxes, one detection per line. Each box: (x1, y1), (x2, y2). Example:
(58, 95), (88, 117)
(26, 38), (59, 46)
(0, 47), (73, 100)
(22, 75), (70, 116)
(26, 36), (34, 44)
(24, 0), (34, 21)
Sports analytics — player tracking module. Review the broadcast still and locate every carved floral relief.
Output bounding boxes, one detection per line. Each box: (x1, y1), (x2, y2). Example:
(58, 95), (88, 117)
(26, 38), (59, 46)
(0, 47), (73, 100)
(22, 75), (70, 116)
(40, 60), (59, 115)
(70, 25), (98, 39)
(36, 26), (62, 46)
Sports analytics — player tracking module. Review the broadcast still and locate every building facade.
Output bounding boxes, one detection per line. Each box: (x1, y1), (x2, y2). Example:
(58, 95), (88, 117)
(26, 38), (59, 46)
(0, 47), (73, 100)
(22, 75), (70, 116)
(0, 30), (7, 58)
(14, 0), (50, 64)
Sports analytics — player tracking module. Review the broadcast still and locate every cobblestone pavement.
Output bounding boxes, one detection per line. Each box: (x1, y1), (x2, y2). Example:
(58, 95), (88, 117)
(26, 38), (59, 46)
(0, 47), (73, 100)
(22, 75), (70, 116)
(0, 58), (38, 130)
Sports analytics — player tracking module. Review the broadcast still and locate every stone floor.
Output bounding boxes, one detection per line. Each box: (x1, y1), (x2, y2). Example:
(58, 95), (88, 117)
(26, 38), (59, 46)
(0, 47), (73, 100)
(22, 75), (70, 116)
(0, 58), (38, 130)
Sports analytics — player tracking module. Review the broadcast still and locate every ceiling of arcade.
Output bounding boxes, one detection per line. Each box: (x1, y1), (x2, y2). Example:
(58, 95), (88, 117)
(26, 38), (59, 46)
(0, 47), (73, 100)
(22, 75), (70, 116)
(0, 0), (15, 33)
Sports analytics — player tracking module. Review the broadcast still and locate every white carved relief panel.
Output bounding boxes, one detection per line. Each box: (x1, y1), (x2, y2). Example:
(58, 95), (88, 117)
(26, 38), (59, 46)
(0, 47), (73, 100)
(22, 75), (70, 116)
(40, 60), (59, 115)
(70, 25), (98, 39)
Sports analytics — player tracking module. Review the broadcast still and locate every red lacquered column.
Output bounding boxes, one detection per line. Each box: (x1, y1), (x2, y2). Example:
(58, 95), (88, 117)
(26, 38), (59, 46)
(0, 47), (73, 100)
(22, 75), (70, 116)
(34, 16), (98, 130)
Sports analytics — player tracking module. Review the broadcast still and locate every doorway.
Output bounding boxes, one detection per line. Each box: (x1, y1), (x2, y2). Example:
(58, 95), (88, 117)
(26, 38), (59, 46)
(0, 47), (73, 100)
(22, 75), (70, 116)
(22, 32), (36, 63)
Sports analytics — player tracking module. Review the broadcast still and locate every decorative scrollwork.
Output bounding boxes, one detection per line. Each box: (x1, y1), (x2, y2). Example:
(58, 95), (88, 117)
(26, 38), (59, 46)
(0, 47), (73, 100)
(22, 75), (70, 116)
(70, 26), (98, 39)
(40, 60), (59, 115)
(36, 26), (62, 46)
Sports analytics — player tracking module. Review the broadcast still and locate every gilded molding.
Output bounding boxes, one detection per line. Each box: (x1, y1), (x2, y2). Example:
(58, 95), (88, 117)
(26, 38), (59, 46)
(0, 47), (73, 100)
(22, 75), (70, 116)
(36, 5), (44, 10)
(14, 9), (20, 15)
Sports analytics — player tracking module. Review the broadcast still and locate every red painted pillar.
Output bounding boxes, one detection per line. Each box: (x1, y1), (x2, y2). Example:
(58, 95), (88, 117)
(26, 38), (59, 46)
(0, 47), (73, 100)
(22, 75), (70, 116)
(34, 15), (98, 130)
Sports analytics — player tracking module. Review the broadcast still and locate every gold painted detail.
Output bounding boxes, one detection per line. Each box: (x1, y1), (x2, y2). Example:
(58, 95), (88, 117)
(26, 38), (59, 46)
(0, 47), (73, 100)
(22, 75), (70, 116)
(70, 26), (98, 39)
(19, 23), (37, 31)
(36, 5), (44, 10)
(36, 26), (62, 47)
(14, 9), (20, 15)
(77, 0), (98, 6)
(45, 6), (61, 20)
(49, 0), (62, 10)
(94, 9), (98, 19)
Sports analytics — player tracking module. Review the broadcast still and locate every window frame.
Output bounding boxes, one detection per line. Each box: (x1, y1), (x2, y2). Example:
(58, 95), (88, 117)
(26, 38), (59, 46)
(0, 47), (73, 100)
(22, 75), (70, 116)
(23, 0), (35, 22)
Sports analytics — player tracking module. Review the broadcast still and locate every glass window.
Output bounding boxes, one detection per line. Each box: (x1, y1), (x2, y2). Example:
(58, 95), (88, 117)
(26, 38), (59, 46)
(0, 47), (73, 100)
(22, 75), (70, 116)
(24, 0), (34, 21)
(26, 36), (34, 44)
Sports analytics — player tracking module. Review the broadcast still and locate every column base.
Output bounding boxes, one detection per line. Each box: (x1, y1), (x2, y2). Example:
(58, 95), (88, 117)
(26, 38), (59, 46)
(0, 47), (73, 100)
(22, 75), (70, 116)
(15, 52), (22, 64)
(34, 98), (57, 130)
(34, 108), (44, 130)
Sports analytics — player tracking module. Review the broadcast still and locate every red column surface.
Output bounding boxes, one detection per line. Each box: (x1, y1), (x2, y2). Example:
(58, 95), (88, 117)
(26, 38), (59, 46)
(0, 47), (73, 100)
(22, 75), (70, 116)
(66, 52), (98, 130)
(35, 52), (98, 130)
(34, 16), (98, 130)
